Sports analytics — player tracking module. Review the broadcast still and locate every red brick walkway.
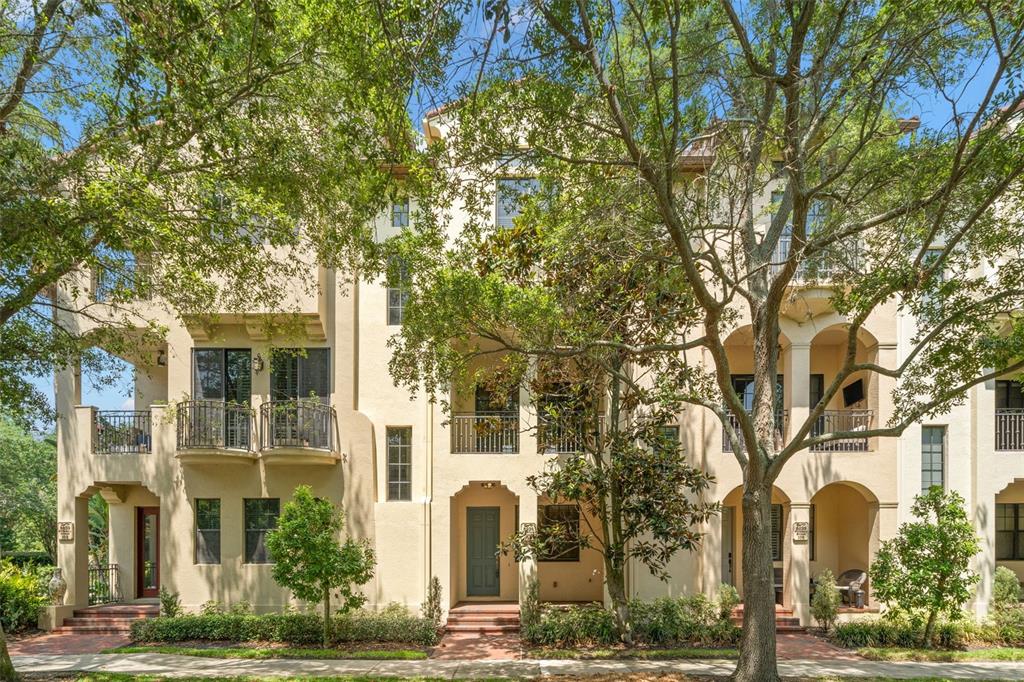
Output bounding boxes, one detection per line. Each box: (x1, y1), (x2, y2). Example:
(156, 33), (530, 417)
(8, 631), (130, 655)
(776, 632), (861, 660)
(431, 632), (524, 659)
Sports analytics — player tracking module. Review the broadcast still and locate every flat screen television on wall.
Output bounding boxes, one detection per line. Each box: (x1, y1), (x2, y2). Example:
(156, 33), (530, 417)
(843, 379), (864, 407)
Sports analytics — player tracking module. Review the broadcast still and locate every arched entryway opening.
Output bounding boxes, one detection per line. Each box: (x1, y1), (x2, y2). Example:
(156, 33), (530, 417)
(450, 481), (519, 602)
(808, 481), (878, 608)
(721, 327), (792, 452)
(808, 325), (879, 452)
(721, 484), (791, 604)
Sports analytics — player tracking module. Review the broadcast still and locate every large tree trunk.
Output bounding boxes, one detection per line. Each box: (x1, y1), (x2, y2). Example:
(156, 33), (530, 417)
(733, 483), (779, 682)
(0, 623), (17, 682)
(605, 560), (633, 645)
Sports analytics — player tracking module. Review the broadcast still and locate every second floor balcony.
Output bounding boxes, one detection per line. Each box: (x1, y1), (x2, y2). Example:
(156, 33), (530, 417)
(260, 400), (335, 452)
(450, 412), (519, 454)
(538, 415), (606, 454)
(722, 410), (788, 453)
(997, 408), (1024, 452)
(93, 410), (152, 454)
(809, 409), (874, 452)
(176, 400), (254, 452)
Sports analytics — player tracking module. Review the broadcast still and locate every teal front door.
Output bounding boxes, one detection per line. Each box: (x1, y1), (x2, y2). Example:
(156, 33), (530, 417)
(467, 507), (500, 596)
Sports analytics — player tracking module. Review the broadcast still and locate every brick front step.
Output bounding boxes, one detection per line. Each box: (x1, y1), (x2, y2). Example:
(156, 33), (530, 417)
(54, 625), (133, 634)
(62, 617), (139, 627)
(447, 615), (520, 625)
(444, 623), (521, 634)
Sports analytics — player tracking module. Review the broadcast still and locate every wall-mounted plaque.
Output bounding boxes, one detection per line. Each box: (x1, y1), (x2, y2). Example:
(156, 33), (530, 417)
(793, 520), (809, 542)
(58, 521), (74, 542)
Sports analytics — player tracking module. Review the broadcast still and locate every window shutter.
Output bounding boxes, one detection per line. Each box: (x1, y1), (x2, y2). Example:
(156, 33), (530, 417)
(271, 352), (298, 400)
(771, 504), (783, 561)
(300, 348), (330, 402)
(192, 349), (225, 400)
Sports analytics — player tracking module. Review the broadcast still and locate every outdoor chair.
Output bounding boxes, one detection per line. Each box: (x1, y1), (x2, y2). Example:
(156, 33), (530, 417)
(836, 569), (867, 607)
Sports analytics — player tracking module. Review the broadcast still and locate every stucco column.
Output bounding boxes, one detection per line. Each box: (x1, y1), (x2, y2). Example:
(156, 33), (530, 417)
(517, 487), (538, 606)
(874, 344), (898, 453)
(56, 493), (91, 609)
(869, 502), (898, 609)
(785, 343), (811, 442)
(786, 502), (811, 625)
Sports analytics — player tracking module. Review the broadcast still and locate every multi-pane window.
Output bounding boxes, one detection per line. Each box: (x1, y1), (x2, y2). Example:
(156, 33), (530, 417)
(921, 426), (945, 492)
(195, 499), (221, 564)
(495, 178), (539, 228)
(386, 256), (410, 326)
(996, 503), (1024, 560)
(387, 427), (412, 501)
(244, 498), (279, 564)
(270, 348), (330, 402)
(997, 380), (1024, 409)
(770, 504), (783, 562)
(539, 504), (581, 562)
(192, 349), (252, 404)
(391, 199), (410, 228)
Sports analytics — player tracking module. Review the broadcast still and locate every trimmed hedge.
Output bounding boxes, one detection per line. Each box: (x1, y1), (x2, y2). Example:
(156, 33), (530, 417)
(523, 596), (741, 648)
(130, 605), (438, 646)
(833, 610), (1024, 650)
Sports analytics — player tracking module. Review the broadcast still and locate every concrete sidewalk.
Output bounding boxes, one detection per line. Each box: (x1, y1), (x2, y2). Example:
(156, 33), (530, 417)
(12, 652), (1024, 680)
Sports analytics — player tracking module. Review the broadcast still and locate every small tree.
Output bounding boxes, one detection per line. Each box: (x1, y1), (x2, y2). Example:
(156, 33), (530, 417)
(871, 489), (980, 647)
(266, 486), (375, 647)
(420, 576), (443, 630)
(811, 569), (841, 633)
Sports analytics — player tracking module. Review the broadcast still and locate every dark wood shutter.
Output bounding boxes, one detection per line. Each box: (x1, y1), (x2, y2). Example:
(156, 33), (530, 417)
(771, 504), (783, 561)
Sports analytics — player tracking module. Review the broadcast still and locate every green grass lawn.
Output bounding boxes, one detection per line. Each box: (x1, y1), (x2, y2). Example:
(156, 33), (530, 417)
(526, 646), (739, 659)
(62, 674), (1024, 682)
(857, 646), (1024, 662)
(100, 645), (428, 660)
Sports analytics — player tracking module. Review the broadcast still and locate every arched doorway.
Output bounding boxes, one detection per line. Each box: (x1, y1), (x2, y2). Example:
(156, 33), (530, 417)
(809, 481), (878, 607)
(721, 484), (791, 604)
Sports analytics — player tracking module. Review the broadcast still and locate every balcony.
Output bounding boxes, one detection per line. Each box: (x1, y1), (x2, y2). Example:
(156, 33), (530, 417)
(810, 409), (873, 452)
(537, 415), (606, 454)
(770, 234), (861, 283)
(451, 412), (519, 454)
(175, 400), (257, 464)
(996, 408), (1024, 451)
(259, 400), (339, 464)
(722, 410), (788, 453)
(93, 411), (152, 454)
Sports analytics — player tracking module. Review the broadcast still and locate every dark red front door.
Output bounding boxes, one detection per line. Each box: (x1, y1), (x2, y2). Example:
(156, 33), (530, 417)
(136, 507), (160, 598)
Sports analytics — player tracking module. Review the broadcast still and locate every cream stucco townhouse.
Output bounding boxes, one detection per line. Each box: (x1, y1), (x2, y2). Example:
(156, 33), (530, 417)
(46, 107), (1024, 632)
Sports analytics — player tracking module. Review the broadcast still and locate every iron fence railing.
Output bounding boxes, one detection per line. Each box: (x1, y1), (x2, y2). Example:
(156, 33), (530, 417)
(809, 409), (874, 452)
(997, 408), (1024, 451)
(88, 563), (123, 605)
(93, 410), (151, 454)
(770, 235), (861, 282)
(537, 415), (606, 454)
(260, 400), (335, 451)
(722, 410), (788, 453)
(451, 412), (519, 454)
(176, 400), (253, 450)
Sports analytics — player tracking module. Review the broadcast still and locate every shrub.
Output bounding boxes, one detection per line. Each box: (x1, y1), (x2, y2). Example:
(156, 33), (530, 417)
(811, 569), (841, 632)
(832, 617), (972, 649)
(199, 600), (222, 616)
(130, 605), (439, 646)
(227, 600), (253, 616)
(523, 596), (740, 648)
(159, 587), (182, 618)
(716, 584), (740, 621)
(989, 604), (1024, 646)
(992, 567), (1022, 610)
(420, 576), (443, 630)
(0, 561), (46, 632)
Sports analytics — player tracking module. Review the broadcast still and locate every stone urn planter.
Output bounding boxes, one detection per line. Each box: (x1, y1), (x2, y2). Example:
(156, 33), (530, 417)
(47, 568), (67, 606)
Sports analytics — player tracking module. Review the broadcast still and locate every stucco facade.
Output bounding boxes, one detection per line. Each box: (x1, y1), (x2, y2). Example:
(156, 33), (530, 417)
(47, 120), (1022, 630)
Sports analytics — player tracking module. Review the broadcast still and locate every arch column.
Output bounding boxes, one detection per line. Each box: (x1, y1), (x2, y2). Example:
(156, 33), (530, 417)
(784, 343), (811, 439)
(869, 502), (898, 607)
(786, 502), (811, 625)
(517, 487), (538, 607)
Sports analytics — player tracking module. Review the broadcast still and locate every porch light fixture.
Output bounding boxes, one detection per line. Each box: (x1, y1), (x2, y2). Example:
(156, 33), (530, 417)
(481, 481), (496, 489)
(157, 350), (167, 367)
(253, 353), (265, 373)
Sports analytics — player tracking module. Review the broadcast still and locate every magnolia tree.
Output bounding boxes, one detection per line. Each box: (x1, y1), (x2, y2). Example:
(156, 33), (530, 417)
(374, 1), (1024, 679)
(266, 486), (375, 647)
(872, 488), (980, 647)
(0, 0), (457, 427)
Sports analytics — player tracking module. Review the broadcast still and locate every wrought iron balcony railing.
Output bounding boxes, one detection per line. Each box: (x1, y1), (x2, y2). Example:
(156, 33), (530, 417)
(93, 410), (151, 454)
(451, 412), (519, 454)
(996, 408), (1024, 451)
(722, 410), (788, 453)
(260, 400), (335, 451)
(809, 409), (874, 452)
(537, 415), (606, 454)
(176, 400), (254, 451)
(770, 235), (861, 282)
